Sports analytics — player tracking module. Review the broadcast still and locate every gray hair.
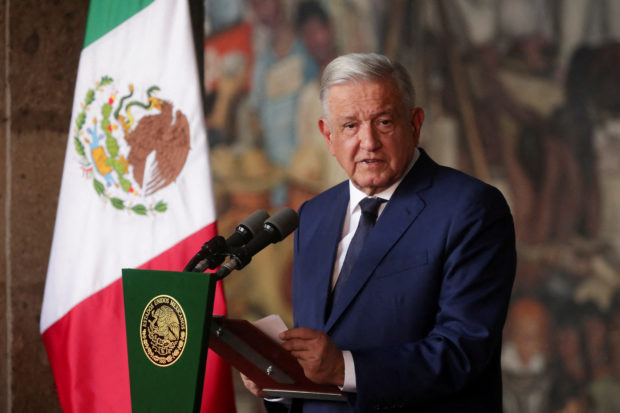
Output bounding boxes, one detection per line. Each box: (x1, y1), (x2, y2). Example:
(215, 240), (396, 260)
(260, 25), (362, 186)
(319, 53), (416, 119)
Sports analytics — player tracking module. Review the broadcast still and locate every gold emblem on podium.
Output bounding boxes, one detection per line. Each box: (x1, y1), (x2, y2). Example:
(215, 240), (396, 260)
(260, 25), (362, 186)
(140, 295), (187, 367)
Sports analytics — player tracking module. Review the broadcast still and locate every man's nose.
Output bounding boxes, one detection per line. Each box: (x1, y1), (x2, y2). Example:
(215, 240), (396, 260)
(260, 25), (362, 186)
(359, 123), (381, 151)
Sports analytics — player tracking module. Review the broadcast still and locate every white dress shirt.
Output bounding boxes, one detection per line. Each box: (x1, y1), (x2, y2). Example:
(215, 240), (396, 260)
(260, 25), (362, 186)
(337, 149), (419, 392)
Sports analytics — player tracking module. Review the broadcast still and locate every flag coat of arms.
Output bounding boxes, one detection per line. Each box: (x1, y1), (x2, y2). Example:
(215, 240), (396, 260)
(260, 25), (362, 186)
(40, 0), (236, 411)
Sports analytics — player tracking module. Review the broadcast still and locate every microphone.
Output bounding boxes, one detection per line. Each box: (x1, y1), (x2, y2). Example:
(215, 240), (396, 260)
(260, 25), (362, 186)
(224, 209), (271, 248)
(215, 207), (299, 279)
(183, 209), (270, 272)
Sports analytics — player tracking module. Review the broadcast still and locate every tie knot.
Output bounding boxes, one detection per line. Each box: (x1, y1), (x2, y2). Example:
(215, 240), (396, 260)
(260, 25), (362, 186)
(359, 197), (386, 217)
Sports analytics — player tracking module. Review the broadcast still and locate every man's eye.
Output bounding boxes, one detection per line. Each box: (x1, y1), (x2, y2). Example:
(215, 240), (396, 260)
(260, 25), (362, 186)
(344, 123), (356, 129)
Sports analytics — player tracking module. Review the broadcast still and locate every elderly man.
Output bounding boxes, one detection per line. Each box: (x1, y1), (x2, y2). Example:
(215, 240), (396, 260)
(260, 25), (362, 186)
(243, 52), (516, 413)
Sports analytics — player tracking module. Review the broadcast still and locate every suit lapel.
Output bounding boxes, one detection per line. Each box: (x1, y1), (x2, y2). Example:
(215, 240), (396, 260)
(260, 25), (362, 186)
(324, 150), (436, 332)
(301, 184), (349, 331)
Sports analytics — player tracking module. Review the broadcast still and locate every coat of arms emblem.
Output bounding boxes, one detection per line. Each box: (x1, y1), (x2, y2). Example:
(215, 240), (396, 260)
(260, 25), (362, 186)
(73, 76), (191, 215)
(140, 295), (188, 366)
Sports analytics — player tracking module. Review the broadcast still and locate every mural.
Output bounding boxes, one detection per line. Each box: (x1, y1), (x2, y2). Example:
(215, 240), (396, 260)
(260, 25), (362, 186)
(203, 1), (620, 412)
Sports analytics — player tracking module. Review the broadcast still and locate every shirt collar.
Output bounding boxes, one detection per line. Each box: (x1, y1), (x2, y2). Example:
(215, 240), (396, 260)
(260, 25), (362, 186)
(347, 148), (419, 214)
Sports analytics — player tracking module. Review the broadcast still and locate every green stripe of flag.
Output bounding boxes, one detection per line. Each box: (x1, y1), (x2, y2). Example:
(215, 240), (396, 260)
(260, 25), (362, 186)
(83, 0), (155, 48)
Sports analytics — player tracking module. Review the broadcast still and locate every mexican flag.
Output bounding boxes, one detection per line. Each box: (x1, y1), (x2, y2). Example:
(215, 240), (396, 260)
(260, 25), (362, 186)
(40, 0), (236, 411)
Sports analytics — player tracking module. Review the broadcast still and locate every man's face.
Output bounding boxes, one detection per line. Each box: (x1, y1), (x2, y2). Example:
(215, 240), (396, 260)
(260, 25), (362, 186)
(319, 80), (424, 195)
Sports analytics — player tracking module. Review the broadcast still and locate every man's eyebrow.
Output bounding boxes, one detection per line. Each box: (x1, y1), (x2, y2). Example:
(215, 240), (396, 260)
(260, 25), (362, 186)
(338, 110), (395, 121)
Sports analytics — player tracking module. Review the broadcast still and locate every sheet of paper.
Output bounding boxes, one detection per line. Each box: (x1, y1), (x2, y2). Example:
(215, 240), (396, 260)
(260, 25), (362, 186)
(253, 314), (289, 343)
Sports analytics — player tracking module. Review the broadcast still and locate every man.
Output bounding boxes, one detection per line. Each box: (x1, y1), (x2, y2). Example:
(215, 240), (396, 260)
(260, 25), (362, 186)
(243, 53), (516, 412)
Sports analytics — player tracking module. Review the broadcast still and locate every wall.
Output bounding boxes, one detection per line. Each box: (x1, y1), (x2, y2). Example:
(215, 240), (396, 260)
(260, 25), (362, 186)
(1, 0), (87, 410)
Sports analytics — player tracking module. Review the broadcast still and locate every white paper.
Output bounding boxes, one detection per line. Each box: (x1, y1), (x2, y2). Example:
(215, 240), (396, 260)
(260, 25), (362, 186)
(253, 314), (289, 343)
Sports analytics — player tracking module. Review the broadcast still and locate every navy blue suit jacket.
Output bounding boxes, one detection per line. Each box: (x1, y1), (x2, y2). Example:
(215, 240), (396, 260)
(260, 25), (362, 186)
(275, 149), (515, 412)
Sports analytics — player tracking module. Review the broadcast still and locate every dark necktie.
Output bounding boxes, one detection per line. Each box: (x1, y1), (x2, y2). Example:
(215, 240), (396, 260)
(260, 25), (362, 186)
(326, 197), (386, 319)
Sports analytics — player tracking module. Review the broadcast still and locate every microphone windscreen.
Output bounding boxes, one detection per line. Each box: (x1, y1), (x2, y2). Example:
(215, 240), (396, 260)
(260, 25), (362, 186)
(239, 209), (270, 236)
(265, 208), (299, 242)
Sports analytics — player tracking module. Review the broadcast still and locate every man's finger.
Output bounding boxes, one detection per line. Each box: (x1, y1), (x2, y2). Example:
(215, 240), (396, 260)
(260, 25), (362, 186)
(279, 326), (319, 341)
(289, 349), (316, 360)
(240, 373), (268, 398)
(281, 337), (314, 352)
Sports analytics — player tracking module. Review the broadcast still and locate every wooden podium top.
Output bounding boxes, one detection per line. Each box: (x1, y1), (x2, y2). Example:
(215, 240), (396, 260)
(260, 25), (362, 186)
(209, 316), (346, 402)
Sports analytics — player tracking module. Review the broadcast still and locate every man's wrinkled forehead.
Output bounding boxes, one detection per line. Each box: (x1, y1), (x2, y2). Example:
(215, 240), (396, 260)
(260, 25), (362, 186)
(324, 79), (405, 120)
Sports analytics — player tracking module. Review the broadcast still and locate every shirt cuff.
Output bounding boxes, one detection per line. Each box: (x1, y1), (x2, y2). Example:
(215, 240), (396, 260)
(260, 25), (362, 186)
(340, 350), (357, 392)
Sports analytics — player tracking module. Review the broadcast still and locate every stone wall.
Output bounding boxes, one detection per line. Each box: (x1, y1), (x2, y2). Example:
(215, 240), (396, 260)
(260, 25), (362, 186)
(1, 0), (88, 410)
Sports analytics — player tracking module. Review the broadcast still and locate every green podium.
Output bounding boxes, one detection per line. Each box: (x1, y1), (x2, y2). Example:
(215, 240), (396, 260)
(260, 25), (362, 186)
(122, 268), (217, 412)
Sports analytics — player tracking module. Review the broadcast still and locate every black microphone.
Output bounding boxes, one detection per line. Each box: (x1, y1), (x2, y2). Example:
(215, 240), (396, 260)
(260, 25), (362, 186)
(215, 207), (299, 279)
(183, 209), (270, 272)
(224, 209), (270, 248)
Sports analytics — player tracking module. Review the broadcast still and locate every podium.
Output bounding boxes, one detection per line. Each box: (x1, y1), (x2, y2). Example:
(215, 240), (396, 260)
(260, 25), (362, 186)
(123, 269), (344, 412)
(122, 269), (217, 412)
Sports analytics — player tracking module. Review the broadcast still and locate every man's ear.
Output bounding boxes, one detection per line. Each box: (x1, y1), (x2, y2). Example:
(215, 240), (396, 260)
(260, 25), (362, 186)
(411, 108), (425, 143)
(318, 117), (335, 155)
(411, 108), (425, 134)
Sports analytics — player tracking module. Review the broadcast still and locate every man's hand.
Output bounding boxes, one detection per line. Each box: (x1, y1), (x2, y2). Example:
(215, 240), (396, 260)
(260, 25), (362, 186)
(240, 373), (268, 398)
(280, 327), (345, 387)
